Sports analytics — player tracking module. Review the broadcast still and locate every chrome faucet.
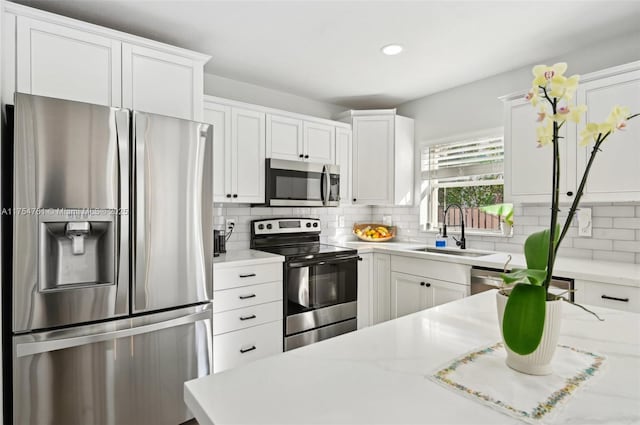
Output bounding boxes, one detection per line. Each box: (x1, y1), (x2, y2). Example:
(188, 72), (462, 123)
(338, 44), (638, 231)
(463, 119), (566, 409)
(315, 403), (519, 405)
(442, 204), (466, 249)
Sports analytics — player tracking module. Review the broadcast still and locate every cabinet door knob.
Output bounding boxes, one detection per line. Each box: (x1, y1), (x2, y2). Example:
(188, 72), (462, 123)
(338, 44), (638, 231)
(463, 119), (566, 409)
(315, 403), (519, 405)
(420, 282), (425, 286)
(353, 198), (357, 202)
(226, 194), (232, 198)
(566, 191), (574, 196)
(304, 155), (309, 159)
(299, 154), (304, 158)
(233, 194), (238, 198)
(425, 283), (431, 287)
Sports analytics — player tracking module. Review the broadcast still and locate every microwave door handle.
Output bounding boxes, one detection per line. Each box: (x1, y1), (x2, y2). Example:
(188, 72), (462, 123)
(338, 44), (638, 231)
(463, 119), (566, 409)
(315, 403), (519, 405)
(320, 165), (326, 206)
(324, 166), (331, 206)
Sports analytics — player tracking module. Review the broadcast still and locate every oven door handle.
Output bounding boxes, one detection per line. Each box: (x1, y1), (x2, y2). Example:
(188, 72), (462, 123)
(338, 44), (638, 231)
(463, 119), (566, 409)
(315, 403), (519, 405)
(288, 254), (359, 269)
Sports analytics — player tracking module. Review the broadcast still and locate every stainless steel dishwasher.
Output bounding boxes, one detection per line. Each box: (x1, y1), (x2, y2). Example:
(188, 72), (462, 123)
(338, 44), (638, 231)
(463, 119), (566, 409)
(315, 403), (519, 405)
(471, 266), (574, 301)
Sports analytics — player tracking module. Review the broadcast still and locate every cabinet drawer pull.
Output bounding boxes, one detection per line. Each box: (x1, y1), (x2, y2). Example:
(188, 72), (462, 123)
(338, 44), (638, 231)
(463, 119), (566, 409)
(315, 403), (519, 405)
(601, 294), (629, 303)
(240, 345), (256, 354)
(239, 273), (256, 278)
(239, 294), (257, 300)
(240, 314), (257, 321)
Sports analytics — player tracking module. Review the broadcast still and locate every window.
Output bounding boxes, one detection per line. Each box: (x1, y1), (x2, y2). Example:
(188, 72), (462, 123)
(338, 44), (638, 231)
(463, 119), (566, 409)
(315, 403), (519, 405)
(420, 129), (504, 233)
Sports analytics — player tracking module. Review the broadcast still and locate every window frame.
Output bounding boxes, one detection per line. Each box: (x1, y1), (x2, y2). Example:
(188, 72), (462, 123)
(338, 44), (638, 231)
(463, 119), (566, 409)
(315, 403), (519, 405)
(419, 127), (505, 235)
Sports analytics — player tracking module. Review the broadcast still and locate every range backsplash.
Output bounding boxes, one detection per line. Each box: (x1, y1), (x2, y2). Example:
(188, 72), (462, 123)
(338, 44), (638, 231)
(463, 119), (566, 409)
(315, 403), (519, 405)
(214, 204), (373, 251)
(215, 202), (639, 264)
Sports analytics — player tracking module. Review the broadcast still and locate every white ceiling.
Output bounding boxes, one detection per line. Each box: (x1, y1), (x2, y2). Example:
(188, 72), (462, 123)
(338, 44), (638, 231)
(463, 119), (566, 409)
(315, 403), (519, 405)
(14, 1), (640, 108)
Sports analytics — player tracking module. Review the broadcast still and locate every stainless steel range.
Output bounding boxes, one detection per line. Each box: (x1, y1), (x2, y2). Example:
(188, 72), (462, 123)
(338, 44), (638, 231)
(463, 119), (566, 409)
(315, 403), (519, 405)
(250, 218), (358, 351)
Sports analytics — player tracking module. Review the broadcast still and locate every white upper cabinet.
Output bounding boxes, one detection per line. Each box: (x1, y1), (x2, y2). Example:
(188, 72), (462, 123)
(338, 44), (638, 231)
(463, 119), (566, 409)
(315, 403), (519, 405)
(504, 97), (572, 204)
(5, 3), (209, 120)
(335, 126), (352, 206)
(340, 110), (414, 206)
(205, 99), (265, 203)
(232, 108), (266, 203)
(15, 16), (121, 106)
(203, 102), (232, 202)
(122, 43), (204, 121)
(267, 115), (336, 164)
(303, 121), (335, 163)
(575, 68), (640, 202)
(504, 61), (640, 204)
(266, 114), (304, 161)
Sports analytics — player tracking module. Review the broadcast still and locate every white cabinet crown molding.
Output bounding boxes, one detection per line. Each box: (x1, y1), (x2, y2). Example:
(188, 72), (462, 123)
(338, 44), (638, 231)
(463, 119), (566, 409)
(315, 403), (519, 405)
(4, 1), (210, 64)
(498, 60), (640, 102)
(204, 94), (351, 129)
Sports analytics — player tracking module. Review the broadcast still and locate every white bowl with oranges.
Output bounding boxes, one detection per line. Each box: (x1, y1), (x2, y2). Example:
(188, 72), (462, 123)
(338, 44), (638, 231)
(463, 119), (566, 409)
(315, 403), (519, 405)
(353, 223), (396, 242)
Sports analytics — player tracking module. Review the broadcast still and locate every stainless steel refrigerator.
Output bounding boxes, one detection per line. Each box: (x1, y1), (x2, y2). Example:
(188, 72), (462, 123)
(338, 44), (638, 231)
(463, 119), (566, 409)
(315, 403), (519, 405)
(5, 93), (213, 425)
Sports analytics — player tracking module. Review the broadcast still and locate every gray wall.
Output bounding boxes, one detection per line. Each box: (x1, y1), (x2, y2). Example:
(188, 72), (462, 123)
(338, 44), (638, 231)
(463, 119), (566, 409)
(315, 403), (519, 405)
(204, 73), (346, 119)
(398, 30), (640, 143)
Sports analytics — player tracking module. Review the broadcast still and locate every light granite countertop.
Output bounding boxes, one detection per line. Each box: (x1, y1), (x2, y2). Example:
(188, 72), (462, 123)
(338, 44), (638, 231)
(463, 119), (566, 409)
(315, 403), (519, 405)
(185, 290), (640, 424)
(213, 249), (284, 269)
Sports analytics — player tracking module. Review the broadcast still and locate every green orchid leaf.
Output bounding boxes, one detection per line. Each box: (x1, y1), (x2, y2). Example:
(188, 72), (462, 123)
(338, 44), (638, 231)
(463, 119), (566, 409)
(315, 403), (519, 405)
(479, 203), (514, 226)
(502, 283), (546, 355)
(524, 224), (560, 270)
(500, 268), (547, 286)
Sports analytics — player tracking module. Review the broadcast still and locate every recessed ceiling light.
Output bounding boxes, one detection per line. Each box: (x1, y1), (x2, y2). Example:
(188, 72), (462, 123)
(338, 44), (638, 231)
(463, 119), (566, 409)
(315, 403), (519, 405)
(381, 44), (403, 56)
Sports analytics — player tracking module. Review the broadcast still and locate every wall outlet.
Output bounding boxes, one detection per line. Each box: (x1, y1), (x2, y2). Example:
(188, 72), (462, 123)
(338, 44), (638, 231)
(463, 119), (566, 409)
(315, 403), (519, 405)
(382, 215), (392, 226)
(577, 208), (592, 237)
(225, 218), (236, 230)
(338, 215), (345, 227)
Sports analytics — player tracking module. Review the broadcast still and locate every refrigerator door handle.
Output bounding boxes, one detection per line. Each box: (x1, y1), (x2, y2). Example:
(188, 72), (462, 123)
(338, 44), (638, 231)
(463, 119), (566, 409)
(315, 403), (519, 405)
(115, 109), (130, 314)
(134, 113), (148, 310)
(15, 309), (211, 358)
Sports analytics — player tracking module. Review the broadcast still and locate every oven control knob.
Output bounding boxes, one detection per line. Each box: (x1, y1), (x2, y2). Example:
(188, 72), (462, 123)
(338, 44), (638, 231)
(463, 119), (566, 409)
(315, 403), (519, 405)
(312, 222), (318, 228)
(306, 222), (311, 228)
(266, 224), (272, 230)
(258, 224), (264, 230)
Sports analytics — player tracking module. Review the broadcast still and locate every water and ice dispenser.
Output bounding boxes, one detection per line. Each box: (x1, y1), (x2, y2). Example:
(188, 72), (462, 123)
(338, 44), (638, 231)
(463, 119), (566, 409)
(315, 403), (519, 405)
(38, 211), (116, 291)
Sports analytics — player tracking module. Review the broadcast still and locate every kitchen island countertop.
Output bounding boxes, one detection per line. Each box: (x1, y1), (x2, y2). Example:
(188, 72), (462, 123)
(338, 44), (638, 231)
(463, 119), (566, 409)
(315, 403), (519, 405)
(184, 291), (640, 424)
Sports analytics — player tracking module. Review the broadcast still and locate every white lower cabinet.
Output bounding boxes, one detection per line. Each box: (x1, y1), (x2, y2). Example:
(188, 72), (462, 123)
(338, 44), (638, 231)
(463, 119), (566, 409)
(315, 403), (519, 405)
(356, 253), (372, 329)
(391, 271), (467, 319)
(356, 253), (392, 328)
(390, 255), (469, 319)
(574, 280), (640, 313)
(213, 321), (282, 374)
(371, 254), (391, 325)
(213, 261), (283, 373)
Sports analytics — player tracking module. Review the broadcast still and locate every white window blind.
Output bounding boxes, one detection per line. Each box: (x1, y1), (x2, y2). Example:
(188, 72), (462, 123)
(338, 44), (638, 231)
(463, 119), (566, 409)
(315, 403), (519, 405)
(421, 135), (504, 186)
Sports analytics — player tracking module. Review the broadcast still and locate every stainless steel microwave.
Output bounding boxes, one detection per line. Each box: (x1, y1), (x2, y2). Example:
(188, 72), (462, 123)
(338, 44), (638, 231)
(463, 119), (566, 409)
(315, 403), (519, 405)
(264, 159), (340, 207)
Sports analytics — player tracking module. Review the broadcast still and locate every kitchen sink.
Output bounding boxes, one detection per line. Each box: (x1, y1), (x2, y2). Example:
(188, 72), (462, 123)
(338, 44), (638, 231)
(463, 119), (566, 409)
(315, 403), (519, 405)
(412, 247), (493, 257)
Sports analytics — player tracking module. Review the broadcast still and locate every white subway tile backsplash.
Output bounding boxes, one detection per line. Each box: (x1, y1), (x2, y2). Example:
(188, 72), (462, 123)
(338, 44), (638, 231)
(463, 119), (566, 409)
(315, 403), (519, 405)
(613, 218), (640, 229)
(592, 217), (613, 228)
(216, 201), (639, 264)
(593, 250), (636, 263)
(612, 240), (640, 253)
(592, 205), (636, 217)
(572, 238), (613, 251)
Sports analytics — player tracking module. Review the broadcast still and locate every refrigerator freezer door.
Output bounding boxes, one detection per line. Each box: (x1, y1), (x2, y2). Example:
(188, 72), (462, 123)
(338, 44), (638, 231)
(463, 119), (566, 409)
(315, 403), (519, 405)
(133, 112), (213, 312)
(12, 304), (212, 425)
(12, 93), (129, 332)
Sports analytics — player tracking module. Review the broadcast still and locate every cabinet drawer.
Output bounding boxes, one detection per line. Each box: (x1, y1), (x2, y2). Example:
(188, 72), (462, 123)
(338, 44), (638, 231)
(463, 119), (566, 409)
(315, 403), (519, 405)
(575, 280), (640, 313)
(213, 320), (283, 373)
(390, 256), (470, 285)
(214, 262), (282, 290)
(213, 301), (282, 335)
(214, 281), (282, 313)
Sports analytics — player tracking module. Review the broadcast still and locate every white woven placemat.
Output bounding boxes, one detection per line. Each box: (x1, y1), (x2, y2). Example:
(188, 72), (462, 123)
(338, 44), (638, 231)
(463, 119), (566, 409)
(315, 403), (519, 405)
(430, 342), (606, 423)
